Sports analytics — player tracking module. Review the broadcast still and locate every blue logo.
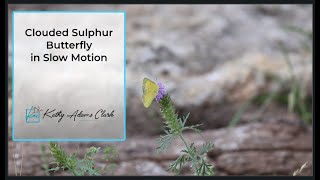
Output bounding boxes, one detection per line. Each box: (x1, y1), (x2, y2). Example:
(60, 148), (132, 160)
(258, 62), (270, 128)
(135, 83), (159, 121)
(25, 106), (41, 123)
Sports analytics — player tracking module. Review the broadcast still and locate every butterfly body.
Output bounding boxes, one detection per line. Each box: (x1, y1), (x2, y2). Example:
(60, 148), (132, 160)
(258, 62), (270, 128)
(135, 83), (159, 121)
(142, 78), (159, 108)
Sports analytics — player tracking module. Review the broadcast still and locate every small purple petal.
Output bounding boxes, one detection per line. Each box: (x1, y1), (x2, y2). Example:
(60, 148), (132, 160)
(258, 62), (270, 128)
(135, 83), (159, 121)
(155, 82), (166, 102)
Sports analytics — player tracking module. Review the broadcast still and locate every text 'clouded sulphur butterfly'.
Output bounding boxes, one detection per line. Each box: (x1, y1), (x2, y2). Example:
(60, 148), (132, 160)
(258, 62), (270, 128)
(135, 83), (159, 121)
(142, 78), (159, 108)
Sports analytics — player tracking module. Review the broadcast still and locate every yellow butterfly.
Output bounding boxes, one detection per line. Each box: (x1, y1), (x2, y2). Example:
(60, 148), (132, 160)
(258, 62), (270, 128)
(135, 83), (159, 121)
(142, 78), (159, 108)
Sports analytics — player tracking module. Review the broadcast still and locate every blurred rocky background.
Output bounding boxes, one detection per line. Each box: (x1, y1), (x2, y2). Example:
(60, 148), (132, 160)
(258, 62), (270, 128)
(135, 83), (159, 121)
(8, 4), (312, 176)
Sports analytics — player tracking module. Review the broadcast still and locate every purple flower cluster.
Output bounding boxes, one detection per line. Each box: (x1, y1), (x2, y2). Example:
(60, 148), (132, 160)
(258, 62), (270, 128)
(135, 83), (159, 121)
(155, 82), (166, 102)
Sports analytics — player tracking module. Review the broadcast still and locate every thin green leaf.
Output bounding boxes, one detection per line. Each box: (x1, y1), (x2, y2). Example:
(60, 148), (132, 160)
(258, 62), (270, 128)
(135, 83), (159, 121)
(156, 133), (177, 153)
(229, 101), (251, 127)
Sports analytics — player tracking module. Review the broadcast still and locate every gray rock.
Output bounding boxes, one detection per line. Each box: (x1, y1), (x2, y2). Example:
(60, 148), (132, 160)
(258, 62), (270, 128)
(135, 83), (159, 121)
(115, 160), (171, 176)
(8, 121), (312, 176)
(8, 5), (312, 135)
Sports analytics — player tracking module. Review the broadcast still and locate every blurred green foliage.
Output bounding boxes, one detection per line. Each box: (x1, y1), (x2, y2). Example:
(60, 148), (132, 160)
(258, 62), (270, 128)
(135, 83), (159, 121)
(49, 142), (101, 176)
(229, 25), (312, 127)
(40, 144), (50, 176)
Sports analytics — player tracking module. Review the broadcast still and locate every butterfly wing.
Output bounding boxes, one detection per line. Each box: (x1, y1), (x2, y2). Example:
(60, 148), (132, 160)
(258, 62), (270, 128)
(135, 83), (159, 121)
(142, 78), (159, 108)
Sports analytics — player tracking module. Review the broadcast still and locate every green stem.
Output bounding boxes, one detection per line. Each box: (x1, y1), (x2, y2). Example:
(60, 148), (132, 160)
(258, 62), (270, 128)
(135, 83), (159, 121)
(179, 134), (191, 153)
(179, 134), (198, 174)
